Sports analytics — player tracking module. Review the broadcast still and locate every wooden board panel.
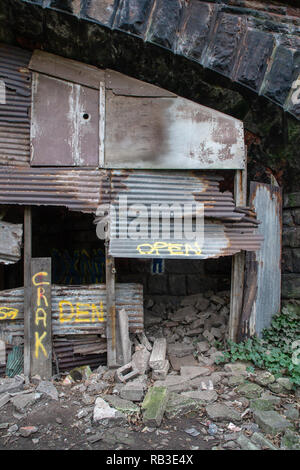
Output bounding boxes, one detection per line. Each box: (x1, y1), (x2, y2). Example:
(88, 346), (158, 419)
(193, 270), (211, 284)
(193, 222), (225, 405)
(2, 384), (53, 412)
(105, 93), (245, 169)
(29, 50), (105, 89)
(30, 258), (52, 379)
(31, 74), (99, 166)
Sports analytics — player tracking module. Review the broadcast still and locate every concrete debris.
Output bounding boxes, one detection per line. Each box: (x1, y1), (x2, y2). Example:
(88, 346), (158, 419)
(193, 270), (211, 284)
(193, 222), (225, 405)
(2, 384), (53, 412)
(132, 346), (151, 375)
(142, 386), (169, 427)
(102, 395), (140, 416)
(115, 363), (140, 384)
(152, 360), (170, 380)
(1, 290), (299, 451)
(11, 392), (42, 413)
(0, 392), (10, 409)
(93, 397), (125, 424)
(0, 376), (24, 395)
(36, 381), (58, 401)
(149, 338), (167, 370)
(206, 403), (242, 423)
(120, 380), (146, 402)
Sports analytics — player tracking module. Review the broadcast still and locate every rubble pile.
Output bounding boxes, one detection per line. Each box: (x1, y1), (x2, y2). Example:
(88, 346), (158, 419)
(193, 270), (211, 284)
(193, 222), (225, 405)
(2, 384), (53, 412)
(0, 291), (299, 450)
(144, 290), (230, 367)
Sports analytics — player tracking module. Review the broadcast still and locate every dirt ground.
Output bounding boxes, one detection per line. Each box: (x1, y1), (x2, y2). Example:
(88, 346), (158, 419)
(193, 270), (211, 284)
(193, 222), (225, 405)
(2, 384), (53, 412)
(0, 389), (217, 451)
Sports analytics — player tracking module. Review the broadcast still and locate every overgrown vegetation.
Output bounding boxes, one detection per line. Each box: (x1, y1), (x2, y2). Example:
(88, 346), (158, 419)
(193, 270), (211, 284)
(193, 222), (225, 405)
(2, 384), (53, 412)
(215, 304), (300, 386)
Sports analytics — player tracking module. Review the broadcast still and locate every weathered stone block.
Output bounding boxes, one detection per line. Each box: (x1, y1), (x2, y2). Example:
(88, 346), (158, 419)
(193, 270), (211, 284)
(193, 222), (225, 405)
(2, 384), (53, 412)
(152, 360), (170, 380)
(177, 1), (213, 61)
(149, 338), (167, 370)
(284, 192), (300, 209)
(254, 410), (294, 435)
(236, 383), (263, 399)
(236, 29), (275, 91)
(165, 392), (203, 419)
(113, 0), (153, 37)
(142, 386), (169, 427)
(283, 227), (300, 247)
(120, 381), (145, 402)
(102, 395), (140, 416)
(146, 0), (182, 50)
(206, 12), (245, 76)
(167, 342), (195, 358)
(206, 403), (241, 423)
(282, 274), (300, 299)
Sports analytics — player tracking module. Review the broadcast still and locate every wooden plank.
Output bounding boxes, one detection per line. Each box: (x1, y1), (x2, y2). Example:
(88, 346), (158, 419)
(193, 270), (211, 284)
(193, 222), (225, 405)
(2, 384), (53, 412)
(105, 243), (117, 368)
(248, 182), (282, 336)
(0, 221), (23, 265)
(30, 258), (52, 379)
(29, 50), (105, 89)
(23, 206), (31, 378)
(229, 169), (247, 342)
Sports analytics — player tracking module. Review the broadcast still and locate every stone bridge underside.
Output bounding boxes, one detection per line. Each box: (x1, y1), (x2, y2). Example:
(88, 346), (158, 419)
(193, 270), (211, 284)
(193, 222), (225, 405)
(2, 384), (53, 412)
(1, 0), (300, 119)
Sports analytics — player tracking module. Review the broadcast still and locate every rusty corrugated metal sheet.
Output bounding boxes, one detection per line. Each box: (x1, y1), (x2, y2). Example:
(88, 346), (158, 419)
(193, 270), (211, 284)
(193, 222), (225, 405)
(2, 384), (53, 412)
(246, 182), (282, 337)
(0, 166), (106, 213)
(0, 221), (23, 264)
(0, 283), (143, 338)
(95, 170), (263, 259)
(0, 44), (31, 167)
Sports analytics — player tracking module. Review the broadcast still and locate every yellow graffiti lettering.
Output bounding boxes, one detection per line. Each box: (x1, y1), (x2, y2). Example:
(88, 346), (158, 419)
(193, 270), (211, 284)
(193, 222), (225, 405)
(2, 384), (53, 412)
(185, 241), (202, 255)
(0, 307), (19, 320)
(136, 243), (154, 255)
(35, 331), (47, 358)
(75, 303), (90, 323)
(59, 300), (75, 323)
(136, 241), (202, 256)
(32, 272), (50, 286)
(152, 242), (168, 255)
(35, 308), (47, 328)
(167, 243), (184, 255)
(37, 287), (48, 307)
(91, 302), (104, 322)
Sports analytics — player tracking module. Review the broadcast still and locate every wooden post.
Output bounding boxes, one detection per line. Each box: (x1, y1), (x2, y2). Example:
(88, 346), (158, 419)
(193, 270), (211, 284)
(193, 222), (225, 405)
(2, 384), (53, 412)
(105, 241), (117, 368)
(23, 206), (32, 377)
(30, 257), (52, 379)
(229, 169), (247, 342)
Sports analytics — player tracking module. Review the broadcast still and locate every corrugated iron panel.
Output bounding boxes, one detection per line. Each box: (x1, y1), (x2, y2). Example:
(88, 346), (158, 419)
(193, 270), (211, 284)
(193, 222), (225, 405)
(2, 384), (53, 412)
(0, 166), (106, 213)
(97, 170), (263, 259)
(248, 182), (282, 337)
(0, 221), (23, 265)
(106, 170), (248, 220)
(0, 283), (143, 336)
(0, 44), (31, 167)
